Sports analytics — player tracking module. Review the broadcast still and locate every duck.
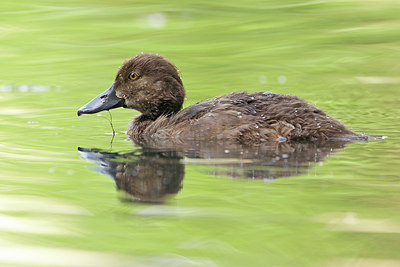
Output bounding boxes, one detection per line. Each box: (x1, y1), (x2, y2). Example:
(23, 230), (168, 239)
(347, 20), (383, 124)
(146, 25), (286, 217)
(77, 53), (362, 145)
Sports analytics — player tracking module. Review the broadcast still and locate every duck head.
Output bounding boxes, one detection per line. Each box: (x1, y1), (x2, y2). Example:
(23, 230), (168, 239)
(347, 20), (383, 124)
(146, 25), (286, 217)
(77, 53), (185, 120)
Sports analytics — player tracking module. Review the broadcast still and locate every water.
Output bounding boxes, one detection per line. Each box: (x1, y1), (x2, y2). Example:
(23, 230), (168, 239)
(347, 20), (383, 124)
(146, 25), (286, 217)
(1, 0), (400, 266)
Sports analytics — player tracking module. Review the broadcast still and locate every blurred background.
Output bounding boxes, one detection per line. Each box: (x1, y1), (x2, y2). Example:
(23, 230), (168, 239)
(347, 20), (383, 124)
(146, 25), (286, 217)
(0, 0), (399, 266)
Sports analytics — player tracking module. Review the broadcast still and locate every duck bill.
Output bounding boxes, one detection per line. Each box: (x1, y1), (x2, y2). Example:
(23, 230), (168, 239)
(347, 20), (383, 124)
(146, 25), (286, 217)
(77, 83), (125, 116)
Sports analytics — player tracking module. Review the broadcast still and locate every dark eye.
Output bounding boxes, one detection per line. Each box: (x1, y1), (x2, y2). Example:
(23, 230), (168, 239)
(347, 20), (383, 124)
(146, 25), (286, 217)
(128, 72), (139, 81)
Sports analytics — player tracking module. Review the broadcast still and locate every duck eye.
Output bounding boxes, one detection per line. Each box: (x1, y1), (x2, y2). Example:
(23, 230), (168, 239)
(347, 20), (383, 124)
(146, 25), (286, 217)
(128, 72), (138, 81)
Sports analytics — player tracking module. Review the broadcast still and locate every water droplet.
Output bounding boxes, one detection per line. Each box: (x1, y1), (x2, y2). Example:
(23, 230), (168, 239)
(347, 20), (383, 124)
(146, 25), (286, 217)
(278, 75), (287, 84)
(259, 75), (267, 84)
(277, 136), (287, 143)
(140, 13), (168, 29)
(18, 85), (29, 92)
(263, 177), (274, 183)
(1, 85), (12, 92)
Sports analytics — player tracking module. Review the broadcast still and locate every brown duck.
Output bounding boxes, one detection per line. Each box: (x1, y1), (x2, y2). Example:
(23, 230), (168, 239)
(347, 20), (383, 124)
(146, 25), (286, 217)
(78, 53), (365, 145)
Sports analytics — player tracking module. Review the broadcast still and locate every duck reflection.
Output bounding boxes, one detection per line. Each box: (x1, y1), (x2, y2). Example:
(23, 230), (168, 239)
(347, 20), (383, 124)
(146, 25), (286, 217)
(79, 140), (351, 202)
(78, 147), (184, 203)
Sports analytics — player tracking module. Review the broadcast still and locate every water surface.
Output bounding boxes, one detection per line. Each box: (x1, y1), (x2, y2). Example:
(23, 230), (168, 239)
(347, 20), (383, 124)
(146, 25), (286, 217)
(1, 0), (399, 266)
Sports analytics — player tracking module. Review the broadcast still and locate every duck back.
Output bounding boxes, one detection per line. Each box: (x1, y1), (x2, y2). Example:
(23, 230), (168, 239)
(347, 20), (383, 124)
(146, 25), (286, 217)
(128, 91), (358, 145)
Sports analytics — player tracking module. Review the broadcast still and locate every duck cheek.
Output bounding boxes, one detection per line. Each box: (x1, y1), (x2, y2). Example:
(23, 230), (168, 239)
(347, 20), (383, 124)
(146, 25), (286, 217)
(124, 98), (139, 110)
(115, 91), (125, 99)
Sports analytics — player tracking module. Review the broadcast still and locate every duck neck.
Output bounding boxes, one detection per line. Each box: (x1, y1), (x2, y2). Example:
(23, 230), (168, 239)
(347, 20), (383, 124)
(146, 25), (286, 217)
(140, 98), (184, 121)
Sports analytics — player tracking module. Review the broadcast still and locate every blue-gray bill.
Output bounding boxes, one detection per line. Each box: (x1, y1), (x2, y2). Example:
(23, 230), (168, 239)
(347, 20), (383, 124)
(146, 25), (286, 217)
(77, 82), (125, 116)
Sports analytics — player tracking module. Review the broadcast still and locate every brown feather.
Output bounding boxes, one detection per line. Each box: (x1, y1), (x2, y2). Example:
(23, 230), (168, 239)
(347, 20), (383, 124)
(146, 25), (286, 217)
(98, 53), (360, 145)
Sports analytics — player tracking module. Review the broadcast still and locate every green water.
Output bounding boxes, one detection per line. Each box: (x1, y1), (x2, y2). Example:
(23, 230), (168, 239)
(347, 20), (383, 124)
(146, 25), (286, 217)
(1, 0), (400, 266)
